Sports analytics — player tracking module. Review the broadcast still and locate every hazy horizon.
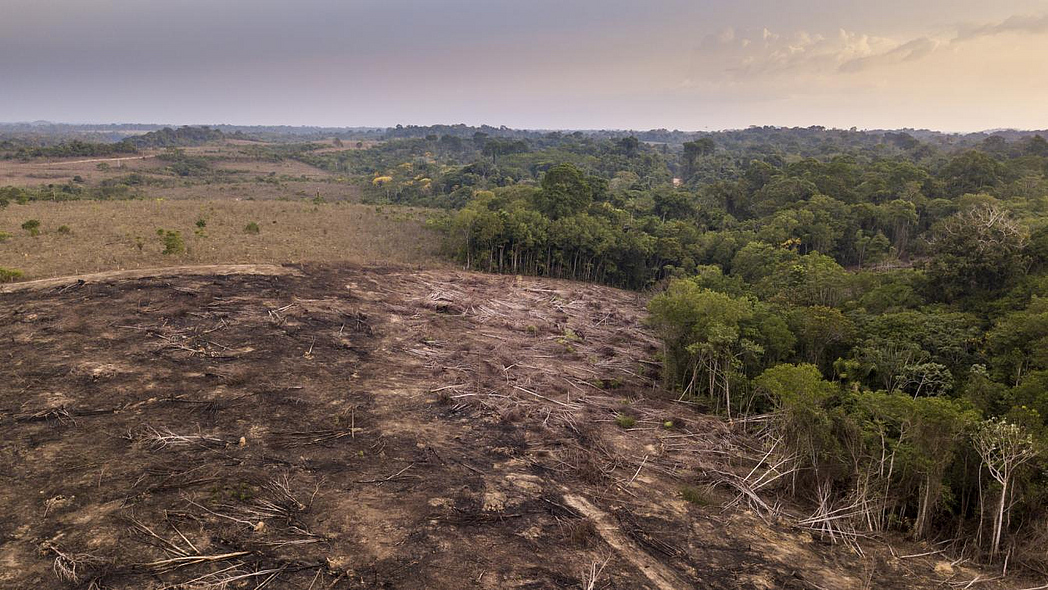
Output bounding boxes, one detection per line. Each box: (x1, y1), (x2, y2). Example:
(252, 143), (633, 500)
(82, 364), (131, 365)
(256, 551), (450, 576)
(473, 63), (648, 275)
(5, 120), (1048, 136)
(3, 0), (1048, 132)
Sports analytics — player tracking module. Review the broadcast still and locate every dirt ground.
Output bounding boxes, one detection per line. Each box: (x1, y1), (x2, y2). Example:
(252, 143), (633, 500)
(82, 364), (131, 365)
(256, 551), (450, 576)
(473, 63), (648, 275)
(0, 264), (1021, 589)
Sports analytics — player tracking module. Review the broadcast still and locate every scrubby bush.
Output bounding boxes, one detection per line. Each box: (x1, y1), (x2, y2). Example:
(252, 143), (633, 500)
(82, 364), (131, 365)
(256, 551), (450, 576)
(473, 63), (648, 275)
(21, 219), (40, 236)
(0, 231), (11, 242)
(157, 229), (185, 255)
(244, 221), (260, 235)
(0, 267), (23, 283)
(57, 225), (72, 235)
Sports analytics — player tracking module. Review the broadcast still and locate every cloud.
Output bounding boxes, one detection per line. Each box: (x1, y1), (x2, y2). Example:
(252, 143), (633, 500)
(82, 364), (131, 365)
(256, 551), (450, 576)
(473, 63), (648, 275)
(838, 37), (938, 73)
(694, 12), (1048, 83)
(955, 13), (1048, 42)
(693, 27), (903, 80)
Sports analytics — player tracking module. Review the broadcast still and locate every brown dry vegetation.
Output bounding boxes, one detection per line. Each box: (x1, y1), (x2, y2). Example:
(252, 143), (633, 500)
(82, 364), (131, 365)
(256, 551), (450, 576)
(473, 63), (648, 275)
(0, 264), (1021, 589)
(0, 142), (361, 202)
(0, 154), (166, 185)
(0, 200), (441, 280)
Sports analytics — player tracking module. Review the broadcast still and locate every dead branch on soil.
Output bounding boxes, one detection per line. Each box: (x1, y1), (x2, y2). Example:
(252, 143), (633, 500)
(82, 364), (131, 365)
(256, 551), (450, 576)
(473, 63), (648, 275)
(581, 555), (612, 590)
(143, 426), (226, 450)
(46, 543), (110, 584)
(356, 462), (417, 484)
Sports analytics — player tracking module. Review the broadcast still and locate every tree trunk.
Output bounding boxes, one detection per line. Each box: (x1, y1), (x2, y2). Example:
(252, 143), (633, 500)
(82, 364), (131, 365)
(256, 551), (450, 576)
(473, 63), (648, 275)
(992, 477), (1008, 558)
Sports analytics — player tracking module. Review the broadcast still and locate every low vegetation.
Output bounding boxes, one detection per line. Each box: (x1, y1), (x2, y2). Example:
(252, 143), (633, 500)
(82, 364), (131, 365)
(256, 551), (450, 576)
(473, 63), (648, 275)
(0, 267), (22, 283)
(158, 229), (185, 255)
(20, 219), (40, 236)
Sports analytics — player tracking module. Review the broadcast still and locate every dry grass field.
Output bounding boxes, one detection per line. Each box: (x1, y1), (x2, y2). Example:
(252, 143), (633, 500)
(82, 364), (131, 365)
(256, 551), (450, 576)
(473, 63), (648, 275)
(0, 154), (167, 185)
(0, 199), (443, 280)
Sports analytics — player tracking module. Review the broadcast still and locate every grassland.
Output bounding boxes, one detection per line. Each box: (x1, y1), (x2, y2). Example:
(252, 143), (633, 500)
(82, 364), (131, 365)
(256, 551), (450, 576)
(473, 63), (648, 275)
(0, 199), (442, 280)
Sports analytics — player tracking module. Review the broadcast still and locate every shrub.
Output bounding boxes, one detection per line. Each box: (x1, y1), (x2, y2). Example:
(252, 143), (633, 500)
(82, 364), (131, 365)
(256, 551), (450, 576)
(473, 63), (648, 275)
(0, 231), (11, 243)
(160, 230), (185, 255)
(21, 219), (41, 236)
(195, 218), (207, 229)
(615, 414), (636, 429)
(0, 267), (24, 283)
(561, 328), (581, 342)
(57, 225), (72, 235)
(244, 221), (261, 235)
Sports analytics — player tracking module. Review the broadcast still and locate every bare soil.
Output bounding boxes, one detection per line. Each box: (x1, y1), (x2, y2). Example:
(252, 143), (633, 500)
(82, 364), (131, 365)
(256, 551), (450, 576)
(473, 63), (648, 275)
(0, 265), (1018, 589)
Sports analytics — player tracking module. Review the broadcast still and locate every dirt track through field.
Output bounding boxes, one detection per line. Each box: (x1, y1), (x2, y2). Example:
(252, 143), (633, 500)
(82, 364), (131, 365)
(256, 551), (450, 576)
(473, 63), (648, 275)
(23, 155), (157, 166)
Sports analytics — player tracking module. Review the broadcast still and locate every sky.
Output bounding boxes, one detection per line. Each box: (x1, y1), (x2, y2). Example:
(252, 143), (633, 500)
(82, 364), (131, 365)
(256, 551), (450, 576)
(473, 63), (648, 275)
(2, 0), (1048, 131)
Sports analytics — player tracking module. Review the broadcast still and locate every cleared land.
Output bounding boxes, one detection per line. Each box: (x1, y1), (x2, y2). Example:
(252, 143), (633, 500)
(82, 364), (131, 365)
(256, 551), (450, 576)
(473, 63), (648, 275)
(0, 200), (440, 280)
(0, 265), (1011, 589)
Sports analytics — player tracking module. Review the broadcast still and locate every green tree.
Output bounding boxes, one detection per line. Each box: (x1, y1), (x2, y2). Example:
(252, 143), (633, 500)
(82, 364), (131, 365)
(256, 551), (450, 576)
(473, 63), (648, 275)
(754, 363), (839, 489)
(534, 163), (594, 220)
(788, 306), (855, 371)
(973, 418), (1040, 558)
(987, 296), (1048, 386)
(648, 281), (768, 418)
(926, 205), (1028, 301)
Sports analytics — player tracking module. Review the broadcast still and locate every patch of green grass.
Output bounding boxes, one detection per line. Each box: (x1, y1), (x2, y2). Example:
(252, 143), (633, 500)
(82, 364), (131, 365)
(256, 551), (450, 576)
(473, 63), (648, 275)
(0, 231), (11, 243)
(57, 225), (72, 235)
(244, 221), (261, 234)
(614, 413), (636, 429)
(0, 267), (24, 283)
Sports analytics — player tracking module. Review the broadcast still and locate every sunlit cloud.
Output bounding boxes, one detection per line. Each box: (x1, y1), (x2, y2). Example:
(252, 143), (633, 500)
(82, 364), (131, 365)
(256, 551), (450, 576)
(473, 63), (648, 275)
(955, 13), (1048, 42)
(839, 37), (939, 73)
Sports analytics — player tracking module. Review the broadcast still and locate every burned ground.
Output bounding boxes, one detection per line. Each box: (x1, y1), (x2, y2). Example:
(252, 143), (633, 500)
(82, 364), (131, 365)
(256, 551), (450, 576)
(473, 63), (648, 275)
(0, 265), (1013, 588)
